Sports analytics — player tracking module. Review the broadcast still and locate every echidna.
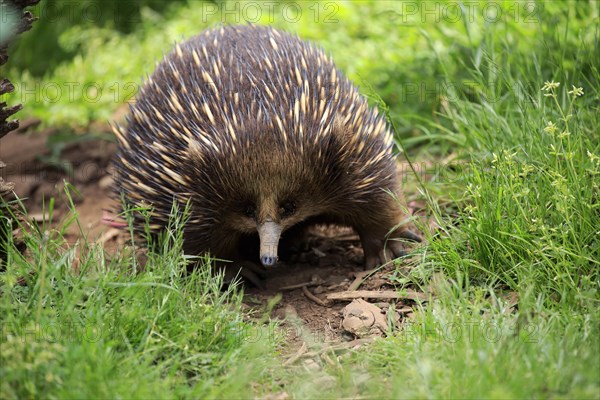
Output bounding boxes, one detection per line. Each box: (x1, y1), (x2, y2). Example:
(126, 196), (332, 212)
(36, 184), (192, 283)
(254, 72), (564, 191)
(112, 24), (420, 272)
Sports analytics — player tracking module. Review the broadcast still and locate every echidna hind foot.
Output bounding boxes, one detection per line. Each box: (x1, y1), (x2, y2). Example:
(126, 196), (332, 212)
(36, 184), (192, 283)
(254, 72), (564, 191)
(358, 224), (422, 269)
(352, 202), (422, 269)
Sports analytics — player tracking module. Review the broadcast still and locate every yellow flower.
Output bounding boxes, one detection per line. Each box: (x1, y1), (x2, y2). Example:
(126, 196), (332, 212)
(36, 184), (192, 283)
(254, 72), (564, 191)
(542, 81), (560, 91)
(568, 85), (584, 97)
(543, 121), (558, 134)
(558, 131), (571, 139)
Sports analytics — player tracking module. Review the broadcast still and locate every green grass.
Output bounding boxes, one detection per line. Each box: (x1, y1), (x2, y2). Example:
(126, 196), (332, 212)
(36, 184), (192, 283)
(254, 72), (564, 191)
(2, 1), (599, 399)
(1, 189), (279, 398)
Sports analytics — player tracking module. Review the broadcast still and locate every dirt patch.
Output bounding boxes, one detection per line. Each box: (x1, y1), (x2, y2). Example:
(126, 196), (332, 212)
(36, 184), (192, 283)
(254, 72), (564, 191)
(1, 122), (427, 349)
(2, 121), (117, 241)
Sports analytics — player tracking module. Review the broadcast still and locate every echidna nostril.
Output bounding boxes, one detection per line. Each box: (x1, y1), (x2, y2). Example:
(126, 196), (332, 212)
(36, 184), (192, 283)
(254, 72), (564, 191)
(261, 255), (277, 267)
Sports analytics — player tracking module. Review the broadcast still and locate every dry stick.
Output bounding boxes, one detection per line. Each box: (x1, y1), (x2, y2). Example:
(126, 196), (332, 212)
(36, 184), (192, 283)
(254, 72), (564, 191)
(291, 338), (375, 363)
(347, 268), (378, 291)
(283, 341), (308, 366)
(309, 231), (359, 240)
(326, 290), (429, 302)
(98, 228), (120, 244)
(332, 234), (360, 241)
(279, 279), (324, 291)
(302, 285), (329, 307)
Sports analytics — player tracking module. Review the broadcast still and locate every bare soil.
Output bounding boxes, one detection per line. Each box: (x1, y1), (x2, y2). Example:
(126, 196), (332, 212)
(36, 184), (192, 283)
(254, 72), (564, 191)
(1, 121), (427, 350)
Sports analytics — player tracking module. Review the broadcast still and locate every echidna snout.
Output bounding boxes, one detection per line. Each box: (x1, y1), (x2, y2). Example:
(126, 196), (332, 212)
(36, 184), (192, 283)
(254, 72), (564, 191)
(257, 219), (282, 267)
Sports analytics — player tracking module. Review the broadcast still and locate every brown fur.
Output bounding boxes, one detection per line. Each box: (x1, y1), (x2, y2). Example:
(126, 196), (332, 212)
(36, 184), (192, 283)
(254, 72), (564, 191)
(113, 24), (419, 269)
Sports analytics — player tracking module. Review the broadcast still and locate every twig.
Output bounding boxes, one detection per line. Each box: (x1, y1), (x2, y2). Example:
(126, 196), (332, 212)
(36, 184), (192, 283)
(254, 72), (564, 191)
(279, 279), (323, 291)
(347, 268), (377, 291)
(326, 290), (428, 302)
(283, 341), (308, 366)
(293, 338), (375, 362)
(98, 228), (120, 244)
(302, 285), (329, 307)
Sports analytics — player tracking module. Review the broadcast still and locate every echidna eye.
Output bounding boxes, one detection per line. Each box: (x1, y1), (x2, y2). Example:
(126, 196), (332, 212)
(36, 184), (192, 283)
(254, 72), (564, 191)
(244, 205), (256, 218)
(279, 202), (296, 218)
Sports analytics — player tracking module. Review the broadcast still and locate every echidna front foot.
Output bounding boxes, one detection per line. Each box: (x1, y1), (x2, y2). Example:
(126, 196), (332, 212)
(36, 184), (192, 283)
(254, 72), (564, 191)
(358, 226), (422, 269)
